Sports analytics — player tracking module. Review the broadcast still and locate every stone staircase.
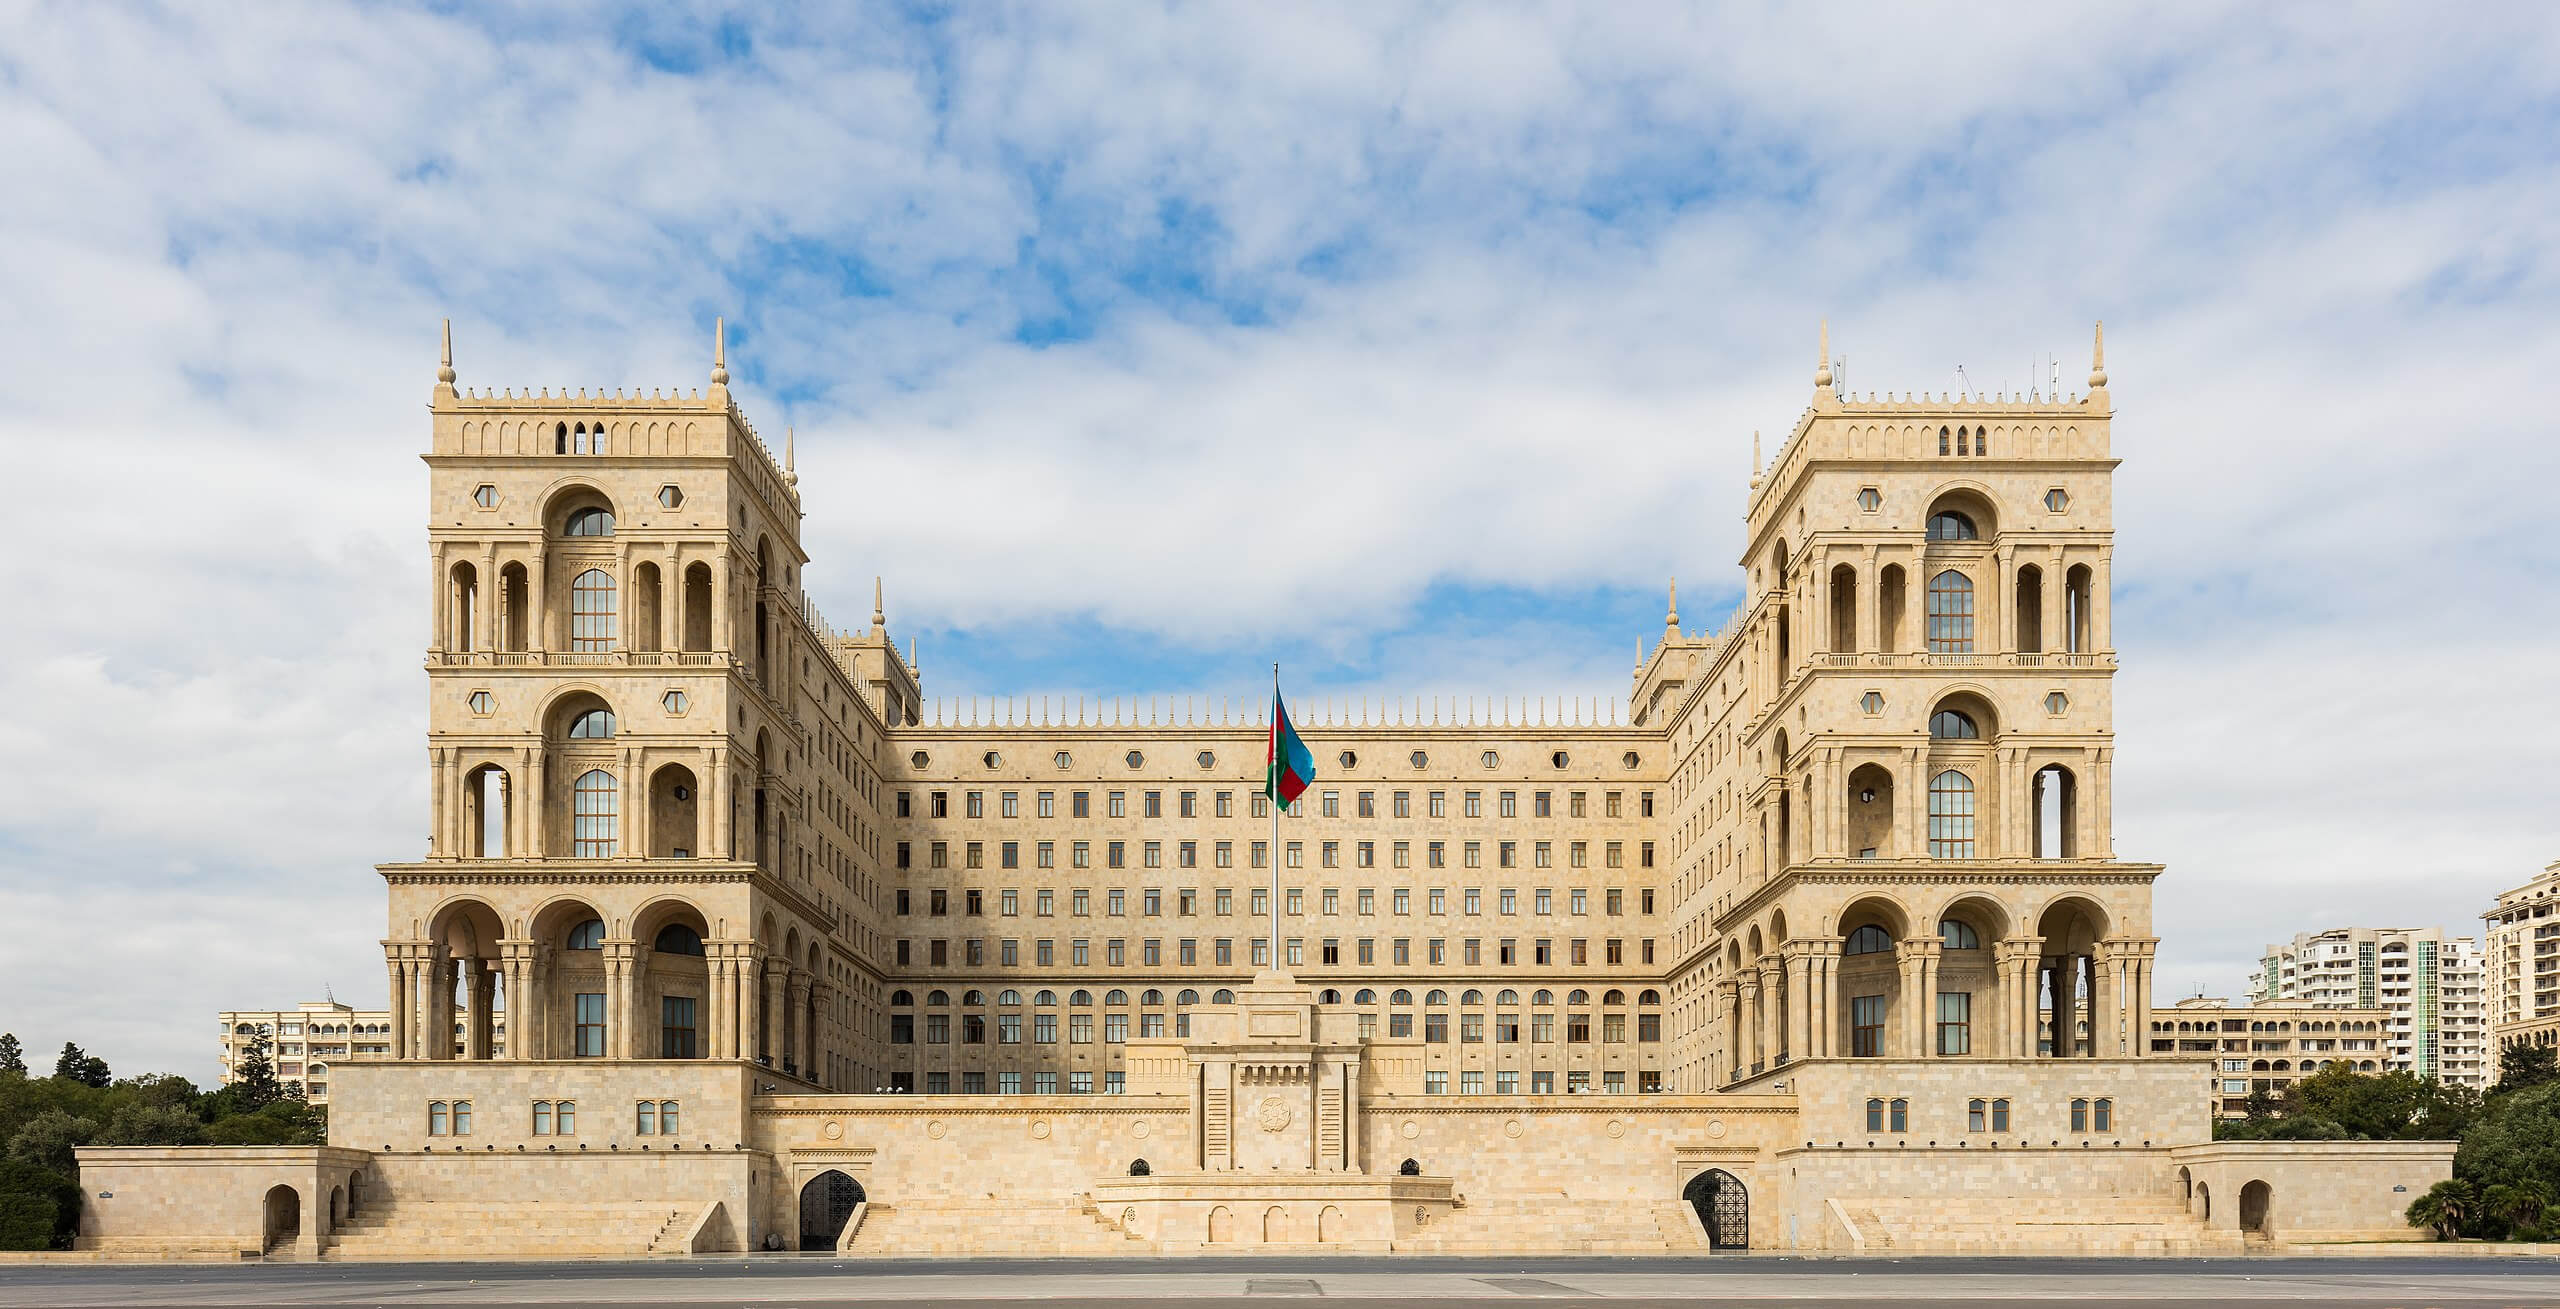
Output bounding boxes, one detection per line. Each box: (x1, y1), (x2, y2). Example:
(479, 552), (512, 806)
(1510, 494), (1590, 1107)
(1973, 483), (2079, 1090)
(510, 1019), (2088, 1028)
(1395, 1195), (1684, 1253)
(322, 1200), (694, 1260)
(847, 1198), (1146, 1255)
(1836, 1195), (2243, 1255)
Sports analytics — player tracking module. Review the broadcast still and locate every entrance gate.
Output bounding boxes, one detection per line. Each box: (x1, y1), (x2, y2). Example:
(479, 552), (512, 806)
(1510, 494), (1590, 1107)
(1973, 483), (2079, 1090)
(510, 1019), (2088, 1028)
(1682, 1169), (1748, 1250)
(798, 1170), (866, 1251)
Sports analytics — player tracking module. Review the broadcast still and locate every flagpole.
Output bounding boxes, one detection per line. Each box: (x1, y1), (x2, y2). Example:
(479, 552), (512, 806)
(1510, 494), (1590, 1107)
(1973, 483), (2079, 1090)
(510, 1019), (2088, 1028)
(1270, 661), (1281, 979)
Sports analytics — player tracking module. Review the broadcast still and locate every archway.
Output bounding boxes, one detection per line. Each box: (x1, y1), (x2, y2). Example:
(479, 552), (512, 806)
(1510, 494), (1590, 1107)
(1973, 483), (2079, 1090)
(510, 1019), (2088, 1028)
(798, 1170), (865, 1250)
(1263, 1206), (1288, 1243)
(1208, 1205), (1234, 1243)
(2239, 1180), (2272, 1236)
(1318, 1205), (1345, 1243)
(1682, 1169), (1748, 1250)
(2195, 1182), (2212, 1222)
(262, 1184), (300, 1253)
(1845, 763), (1896, 858)
(330, 1184), (345, 1230)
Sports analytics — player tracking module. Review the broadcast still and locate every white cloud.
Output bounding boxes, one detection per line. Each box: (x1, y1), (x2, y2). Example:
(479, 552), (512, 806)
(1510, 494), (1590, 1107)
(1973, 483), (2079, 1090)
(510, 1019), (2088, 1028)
(0, 1), (2555, 1075)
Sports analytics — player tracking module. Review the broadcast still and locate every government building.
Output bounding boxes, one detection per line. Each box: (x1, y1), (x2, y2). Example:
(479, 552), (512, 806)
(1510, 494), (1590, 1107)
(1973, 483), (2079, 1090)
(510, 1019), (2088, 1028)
(78, 322), (2450, 1260)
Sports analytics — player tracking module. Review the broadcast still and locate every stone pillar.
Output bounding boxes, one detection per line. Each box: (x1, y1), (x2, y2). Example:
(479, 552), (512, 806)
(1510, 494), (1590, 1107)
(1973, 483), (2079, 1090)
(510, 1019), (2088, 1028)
(703, 943), (729, 1059)
(459, 958), (490, 1060)
(429, 749), (451, 859)
(495, 942), (534, 1061)
(528, 549), (547, 653)
(1805, 939), (1840, 1058)
(601, 941), (633, 1060)
(1715, 980), (1742, 1082)
(1896, 940), (1926, 1056)
(710, 553), (731, 654)
(477, 547), (498, 652)
(2093, 556), (2113, 652)
(763, 959), (787, 1067)
(424, 947), (454, 1061)
(1737, 972), (1764, 1074)
(1784, 946), (1814, 1063)
(628, 944), (653, 1059)
(1900, 747), (1926, 857)
(525, 752), (548, 859)
(1857, 553), (1878, 653)
(385, 946), (412, 1060)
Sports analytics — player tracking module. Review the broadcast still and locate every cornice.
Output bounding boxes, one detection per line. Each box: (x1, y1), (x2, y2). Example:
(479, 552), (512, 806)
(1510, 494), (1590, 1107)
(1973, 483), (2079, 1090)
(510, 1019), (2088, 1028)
(1714, 862), (2165, 932)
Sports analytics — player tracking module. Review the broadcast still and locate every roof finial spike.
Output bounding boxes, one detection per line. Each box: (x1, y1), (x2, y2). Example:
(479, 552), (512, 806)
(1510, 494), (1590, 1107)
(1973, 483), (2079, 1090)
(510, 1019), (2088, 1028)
(710, 316), (730, 387)
(784, 426), (799, 487)
(1752, 429), (1762, 474)
(2088, 319), (2108, 390)
(1666, 577), (1680, 630)
(1814, 320), (1833, 389)
(873, 576), (886, 628)
(436, 318), (456, 385)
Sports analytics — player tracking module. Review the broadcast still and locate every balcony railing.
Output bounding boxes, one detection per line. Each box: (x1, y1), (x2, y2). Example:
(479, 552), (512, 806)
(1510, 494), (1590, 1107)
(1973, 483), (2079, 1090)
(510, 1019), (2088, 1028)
(435, 649), (730, 668)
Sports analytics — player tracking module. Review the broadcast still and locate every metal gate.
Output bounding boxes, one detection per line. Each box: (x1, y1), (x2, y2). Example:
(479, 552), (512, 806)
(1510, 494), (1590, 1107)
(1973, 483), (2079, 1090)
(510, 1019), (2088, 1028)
(1684, 1169), (1748, 1250)
(798, 1170), (865, 1250)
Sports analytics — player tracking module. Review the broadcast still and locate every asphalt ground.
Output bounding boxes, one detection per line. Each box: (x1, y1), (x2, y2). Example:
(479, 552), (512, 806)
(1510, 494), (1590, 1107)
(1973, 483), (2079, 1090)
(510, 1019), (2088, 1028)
(4, 1254), (2559, 1307)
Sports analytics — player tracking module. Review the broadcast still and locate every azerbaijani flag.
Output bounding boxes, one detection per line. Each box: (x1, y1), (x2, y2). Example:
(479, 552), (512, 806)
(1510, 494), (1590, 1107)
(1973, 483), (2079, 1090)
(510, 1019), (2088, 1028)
(1266, 689), (1315, 810)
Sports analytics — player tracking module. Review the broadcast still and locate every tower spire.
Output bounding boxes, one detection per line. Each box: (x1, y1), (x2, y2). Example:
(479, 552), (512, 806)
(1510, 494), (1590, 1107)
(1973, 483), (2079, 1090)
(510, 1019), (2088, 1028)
(873, 576), (886, 628)
(784, 426), (798, 487)
(710, 316), (729, 387)
(2088, 319), (2108, 390)
(437, 318), (456, 385)
(1814, 319), (1833, 389)
(1666, 576), (1680, 630)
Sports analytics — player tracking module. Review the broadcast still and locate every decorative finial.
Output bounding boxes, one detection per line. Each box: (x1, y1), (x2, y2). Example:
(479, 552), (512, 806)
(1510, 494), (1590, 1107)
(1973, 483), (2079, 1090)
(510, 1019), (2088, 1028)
(1666, 577), (1680, 629)
(1814, 320), (1833, 389)
(2088, 319), (2108, 389)
(784, 426), (798, 486)
(873, 576), (885, 627)
(1752, 429), (1762, 474)
(711, 316), (729, 386)
(437, 318), (456, 385)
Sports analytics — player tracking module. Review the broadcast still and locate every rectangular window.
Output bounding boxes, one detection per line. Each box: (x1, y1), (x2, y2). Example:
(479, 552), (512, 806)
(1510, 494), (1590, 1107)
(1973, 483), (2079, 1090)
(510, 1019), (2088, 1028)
(660, 995), (698, 1059)
(1393, 791), (1412, 818)
(1531, 1071), (1555, 1094)
(1179, 790), (1196, 818)
(1499, 791), (1518, 818)
(1851, 995), (1886, 1057)
(1460, 1070), (1485, 1095)
(1428, 842), (1445, 869)
(1992, 1097), (2011, 1131)
(1936, 991), (1972, 1055)
(1392, 938), (1410, 964)
(1424, 1071), (1448, 1095)
(451, 1100), (471, 1134)
(1532, 791), (1550, 818)
(1465, 791), (1482, 819)
(966, 791), (984, 819)
(1357, 791), (1375, 818)
(1038, 791), (1055, 818)
(1322, 791), (1339, 817)
(1072, 791), (1091, 818)
(1429, 791), (1448, 818)
(575, 993), (606, 1057)
(999, 1071), (1022, 1094)
(1322, 840), (1340, 868)
(1001, 791), (1019, 818)
(1394, 888), (1412, 915)
(1109, 792), (1127, 818)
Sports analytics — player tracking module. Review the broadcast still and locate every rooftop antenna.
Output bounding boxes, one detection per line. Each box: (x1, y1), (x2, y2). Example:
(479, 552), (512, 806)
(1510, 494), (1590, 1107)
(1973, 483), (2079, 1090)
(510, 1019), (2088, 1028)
(1955, 364), (1974, 400)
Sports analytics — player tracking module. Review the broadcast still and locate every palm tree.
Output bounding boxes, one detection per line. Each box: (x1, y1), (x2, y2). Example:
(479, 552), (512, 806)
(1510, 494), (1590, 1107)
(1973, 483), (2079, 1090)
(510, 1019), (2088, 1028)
(2493, 1179), (2553, 1236)
(2407, 1179), (2478, 1240)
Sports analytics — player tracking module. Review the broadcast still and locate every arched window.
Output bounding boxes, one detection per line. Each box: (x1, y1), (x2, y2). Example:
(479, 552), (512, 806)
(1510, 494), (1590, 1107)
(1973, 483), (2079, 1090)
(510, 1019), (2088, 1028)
(1390, 989), (1414, 1005)
(567, 708), (615, 739)
(1929, 709), (1979, 739)
(889, 990), (914, 1006)
(570, 569), (617, 651)
(1926, 571), (1974, 653)
(572, 770), (619, 858)
(562, 507), (615, 537)
(1176, 989), (1201, 1005)
(1844, 924), (1893, 955)
(652, 924), (704, 956)
(1927, 511), (1978, 541)
(1928, 771), (1976, 859)
(566, 918), (605, 950)
(1940, 920), (1980, 950)
(1211, 989), (1236, 1003)
(1352, 988), (1377, 1004)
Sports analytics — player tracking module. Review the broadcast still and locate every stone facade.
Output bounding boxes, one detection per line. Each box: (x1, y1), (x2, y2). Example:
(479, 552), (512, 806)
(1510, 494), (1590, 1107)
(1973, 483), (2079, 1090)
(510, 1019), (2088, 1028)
(2150, 997), (2391, 1117)
(73, 321), (2455, 1258)
(2485, 860), (2560, 1054)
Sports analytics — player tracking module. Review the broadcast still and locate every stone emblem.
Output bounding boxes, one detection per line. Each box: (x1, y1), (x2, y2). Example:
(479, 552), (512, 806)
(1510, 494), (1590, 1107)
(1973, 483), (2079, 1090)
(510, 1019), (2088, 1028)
(1257, 1096), (1293, 1133)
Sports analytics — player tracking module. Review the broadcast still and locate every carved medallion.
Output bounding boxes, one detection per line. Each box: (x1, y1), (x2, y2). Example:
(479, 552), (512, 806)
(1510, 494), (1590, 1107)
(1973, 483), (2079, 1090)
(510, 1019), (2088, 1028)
(822, 1119), (844, 1141)
(1029, 1119), (1051, 1140)
(1502, 1119), (1524, 1139)
(1132, 1120), (1152, 1139)
(925, 1119), (947, 1140)
(1258, 1096), (1293, 1133)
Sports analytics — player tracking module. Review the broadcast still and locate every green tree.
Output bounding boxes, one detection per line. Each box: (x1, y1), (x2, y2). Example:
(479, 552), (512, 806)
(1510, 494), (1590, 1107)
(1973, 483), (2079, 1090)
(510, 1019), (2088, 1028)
(204, 1100), (323, 1147)
(2282, 1064), (2471, 1139)
(4, 1110), (98, 1177)
(96, 1102), (205, 1148)
(48, 1044), (108, 1090)
(2407, 1178), (2477, 1239)
(2494, 1041), (2560, 1098)
(2243, 1086), (2280, 1122)
(0, 1034), (24, 1078)
(229, 1032), (280, 1111)
(0, 1158), (80, 1251)
(2452, 1081), (2560, 1216)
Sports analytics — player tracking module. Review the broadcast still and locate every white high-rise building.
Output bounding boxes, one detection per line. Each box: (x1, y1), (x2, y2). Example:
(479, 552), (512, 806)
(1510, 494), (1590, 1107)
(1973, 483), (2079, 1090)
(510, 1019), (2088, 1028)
(2250, 927), (2488, 1089)
(2484, 859), (2560, 1057)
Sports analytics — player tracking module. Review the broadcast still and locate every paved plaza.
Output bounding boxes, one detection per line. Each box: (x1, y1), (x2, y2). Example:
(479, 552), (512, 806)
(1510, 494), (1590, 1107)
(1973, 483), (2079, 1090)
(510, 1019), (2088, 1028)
(5, 1255), (2558, 1307)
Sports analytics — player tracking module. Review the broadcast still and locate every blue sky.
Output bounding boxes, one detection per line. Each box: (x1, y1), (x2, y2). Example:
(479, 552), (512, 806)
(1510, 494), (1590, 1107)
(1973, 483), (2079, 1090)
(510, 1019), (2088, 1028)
(2, 2), (2557, 1077)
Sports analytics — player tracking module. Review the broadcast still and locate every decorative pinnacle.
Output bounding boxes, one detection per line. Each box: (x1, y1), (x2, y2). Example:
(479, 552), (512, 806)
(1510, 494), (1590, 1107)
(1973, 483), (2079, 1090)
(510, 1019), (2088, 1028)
(1814, 320), (1833, 389)
(873, 576), (885, 627)
(437, 318), (456, 385)
(1666, 577), (1680, 629)
(784, 426), (798, 486)
(2089, 320), (2108, 389)
(1752, 429), (1762, 474)
(711, 316), (729, 386)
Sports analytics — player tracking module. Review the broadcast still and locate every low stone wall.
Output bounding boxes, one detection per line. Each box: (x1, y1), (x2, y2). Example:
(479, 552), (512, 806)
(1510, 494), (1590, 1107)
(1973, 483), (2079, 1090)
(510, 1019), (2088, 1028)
(74, 1146), (373, 1258)
(2169, 1140), (2452, 1242)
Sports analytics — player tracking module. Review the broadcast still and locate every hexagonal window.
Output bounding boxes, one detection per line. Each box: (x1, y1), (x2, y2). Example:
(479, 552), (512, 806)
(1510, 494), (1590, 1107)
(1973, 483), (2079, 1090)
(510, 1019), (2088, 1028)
(2045, 488), (2069, 513)
(2045, 691), (2068, 716)
(1338, 750), (1358, 768)
(1549, 750), (1570, 769)
(1124, 750), (1144, 769)
(1857, 487), (1881, 513)
(1409, 750), (1429, 769)
(1053, 751), (1073, 769)
(662, 690), (689, 715)
(659, 485), (684, 509)
(909, 750), (929, 768)
(472, 485), (497, 510)
(1480, 750), (1499, 769)
(1861, 691), (1884, 716)
(466, 690), (494, 716)
(982, 750), (1003, 768)
(1195, 750), (1215, 769)
(1620, 751), (1639, 769)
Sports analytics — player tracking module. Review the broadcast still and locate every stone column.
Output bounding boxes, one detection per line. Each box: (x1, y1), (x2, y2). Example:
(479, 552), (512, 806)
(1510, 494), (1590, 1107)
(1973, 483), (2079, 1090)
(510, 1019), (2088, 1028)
(785, 970), (811, 1076)
(1896, 939), (1935, 1056)
(460, 958), (491, 1060)
(1715, 980), (1742, 1082)
(1900, 747), (1926, 857)
(1737, 972), (1764, 1074)
(2092, 556), (2113, 651)
(526, 752), (548, 859)
(1858, 553), (1878, 653)
(602, 941), (633, 1060)
(710, 553), (730, 653)
(478, 547), (498, 652)
(628, 944), (653, 1059)
(385, 945), (412, 1060)
(763, 959), (787, 1066)
(1784, 946), (1814, 1063)
(527, 549), (547, 653)
(1807, 938), (1841, 1058)
(621, 747), (642, 859)
(424, 947), (454, 1061)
